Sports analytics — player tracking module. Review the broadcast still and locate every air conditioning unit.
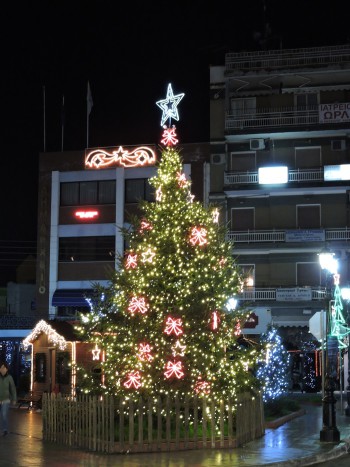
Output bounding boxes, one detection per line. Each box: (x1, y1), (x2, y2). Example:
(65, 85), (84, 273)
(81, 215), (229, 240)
(210, 154), (225, 165)
(250, 139), (265, 150)
(331, 139), (346, 151)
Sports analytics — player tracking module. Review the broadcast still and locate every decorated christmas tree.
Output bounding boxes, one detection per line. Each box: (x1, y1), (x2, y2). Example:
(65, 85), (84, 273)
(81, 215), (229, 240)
(256, 325), (291, 401)
(76, 84), (260, 401)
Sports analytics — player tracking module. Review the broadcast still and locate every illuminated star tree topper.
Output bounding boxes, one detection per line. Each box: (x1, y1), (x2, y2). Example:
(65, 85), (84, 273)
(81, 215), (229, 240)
(156, 83), (185, 127)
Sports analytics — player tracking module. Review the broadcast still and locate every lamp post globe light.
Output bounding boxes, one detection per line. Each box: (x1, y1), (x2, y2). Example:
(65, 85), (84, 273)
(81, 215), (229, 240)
(318, 248), (340, 443)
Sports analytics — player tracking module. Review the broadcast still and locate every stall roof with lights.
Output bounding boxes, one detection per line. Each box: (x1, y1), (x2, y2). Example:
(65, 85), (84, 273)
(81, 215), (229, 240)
(23, 319), (81, 350)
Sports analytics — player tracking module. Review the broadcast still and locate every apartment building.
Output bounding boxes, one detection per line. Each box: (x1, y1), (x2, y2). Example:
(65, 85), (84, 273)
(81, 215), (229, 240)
(35, 142), (209, 320)
(209, 44), (350, 356)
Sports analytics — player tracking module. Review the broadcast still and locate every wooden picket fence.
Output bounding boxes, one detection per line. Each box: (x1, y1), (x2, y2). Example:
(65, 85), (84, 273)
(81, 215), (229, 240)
(42, 391), (265, 453)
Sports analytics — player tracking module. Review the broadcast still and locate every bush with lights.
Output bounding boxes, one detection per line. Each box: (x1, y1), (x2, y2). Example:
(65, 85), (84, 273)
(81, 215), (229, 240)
(257, 325), (291, 402)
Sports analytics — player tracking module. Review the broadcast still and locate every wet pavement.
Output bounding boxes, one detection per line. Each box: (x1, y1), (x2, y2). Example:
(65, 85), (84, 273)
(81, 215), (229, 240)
(1, 393), (350, 466)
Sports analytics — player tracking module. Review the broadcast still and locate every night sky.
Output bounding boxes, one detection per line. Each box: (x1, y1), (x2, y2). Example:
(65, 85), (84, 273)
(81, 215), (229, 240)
(1, 1), (348, 284)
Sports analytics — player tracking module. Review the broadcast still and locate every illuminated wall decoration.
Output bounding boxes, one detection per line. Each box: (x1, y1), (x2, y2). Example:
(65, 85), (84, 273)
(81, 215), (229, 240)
(85, 146), (156, 169)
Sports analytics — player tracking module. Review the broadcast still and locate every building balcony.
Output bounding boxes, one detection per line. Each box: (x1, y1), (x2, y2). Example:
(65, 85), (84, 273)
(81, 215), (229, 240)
(225, 106), (323, 133)
(0, 315), (39, 329)
(224, 103), (350, 133)
(237, 286), (325, 302)
(224, 167), (325, 185)
(224, 44), (350, 74)
(227, 227), (350, 244)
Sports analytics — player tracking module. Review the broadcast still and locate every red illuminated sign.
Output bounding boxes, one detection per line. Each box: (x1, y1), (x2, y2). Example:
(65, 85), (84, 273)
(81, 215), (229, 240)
(75, 210), (99, 220)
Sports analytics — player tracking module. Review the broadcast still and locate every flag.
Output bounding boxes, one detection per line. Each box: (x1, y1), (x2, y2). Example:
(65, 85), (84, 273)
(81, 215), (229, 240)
(87, 81), (93, 116)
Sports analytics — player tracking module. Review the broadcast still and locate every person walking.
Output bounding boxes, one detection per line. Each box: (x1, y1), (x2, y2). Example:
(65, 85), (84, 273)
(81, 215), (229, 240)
(0, 361), (17, 436)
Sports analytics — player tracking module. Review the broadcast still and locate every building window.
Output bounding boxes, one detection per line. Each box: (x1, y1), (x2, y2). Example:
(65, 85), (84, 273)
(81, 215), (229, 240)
(59, 236), (115, 261)
(60, 180), (116, 206)
(125, 179), (154, 203)
(56, 352), (70, 385)
(295, 92), (318, 109)
(296, 262), (320, 286)
(230, 97), (256, 116)
(56, 306), (89, 318)
(297, 204), (321, 228)
(295, 147), (321, 169)
(35, 353), (46, 383)
(231, 207), (255, 231)
(98, 180), (115, 204)
(229, 151), (256, 172)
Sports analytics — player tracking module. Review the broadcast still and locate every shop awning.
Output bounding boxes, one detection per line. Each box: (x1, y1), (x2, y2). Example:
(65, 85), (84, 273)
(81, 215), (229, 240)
(52, 289), (93, 307)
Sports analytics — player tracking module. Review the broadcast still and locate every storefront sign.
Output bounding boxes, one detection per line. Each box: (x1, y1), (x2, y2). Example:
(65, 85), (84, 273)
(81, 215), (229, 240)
(276, 288), (312, 301)
(286, 229), (325, 242)
(319, 103), (350, 123)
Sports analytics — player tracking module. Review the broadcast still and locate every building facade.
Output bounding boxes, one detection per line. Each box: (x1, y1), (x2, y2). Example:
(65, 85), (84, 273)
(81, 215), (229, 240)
(35, 143), (209, 321)
(209, 44), (350, 382)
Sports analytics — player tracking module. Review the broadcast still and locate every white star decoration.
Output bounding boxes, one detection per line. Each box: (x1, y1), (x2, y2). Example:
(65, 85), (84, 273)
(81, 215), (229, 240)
(92, 344), (101, 361)
(156, 83), (185, 127)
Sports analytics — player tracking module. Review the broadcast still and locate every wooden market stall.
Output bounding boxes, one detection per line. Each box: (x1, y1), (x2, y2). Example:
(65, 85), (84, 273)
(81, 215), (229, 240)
(22, 319), (95, 396)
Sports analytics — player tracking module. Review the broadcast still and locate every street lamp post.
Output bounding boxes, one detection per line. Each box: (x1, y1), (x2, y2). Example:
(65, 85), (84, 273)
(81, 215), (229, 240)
(319, 248), (340, 443)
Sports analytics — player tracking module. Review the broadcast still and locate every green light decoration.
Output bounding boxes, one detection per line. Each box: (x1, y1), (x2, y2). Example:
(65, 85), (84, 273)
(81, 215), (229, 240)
(330, 274), (350, 349)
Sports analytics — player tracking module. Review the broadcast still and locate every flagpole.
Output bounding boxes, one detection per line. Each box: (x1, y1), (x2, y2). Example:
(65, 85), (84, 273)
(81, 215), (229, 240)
(43, 86), (46, 152)
(87, 81), (93, 148)
(87, 92), (89, 147)
(61, 95), (65, 152)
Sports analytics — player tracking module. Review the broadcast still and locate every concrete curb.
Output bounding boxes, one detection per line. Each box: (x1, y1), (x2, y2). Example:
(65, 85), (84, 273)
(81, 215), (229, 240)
(265, 409), (306, 429)
(265, 437), (350, 466)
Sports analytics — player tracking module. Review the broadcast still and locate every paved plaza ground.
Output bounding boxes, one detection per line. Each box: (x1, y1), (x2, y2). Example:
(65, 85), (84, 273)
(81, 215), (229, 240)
(1, 394), (350, 466)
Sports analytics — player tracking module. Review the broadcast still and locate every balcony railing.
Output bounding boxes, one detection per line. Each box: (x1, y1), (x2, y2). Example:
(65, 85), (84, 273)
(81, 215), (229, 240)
(224, 167), (323, 185)
(237, 287), (325, 302)
(225, 45), (350, 73)
(227, 228), (350, 243)
(0, 315), (39, 329)
(225, 106), (321, 132)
